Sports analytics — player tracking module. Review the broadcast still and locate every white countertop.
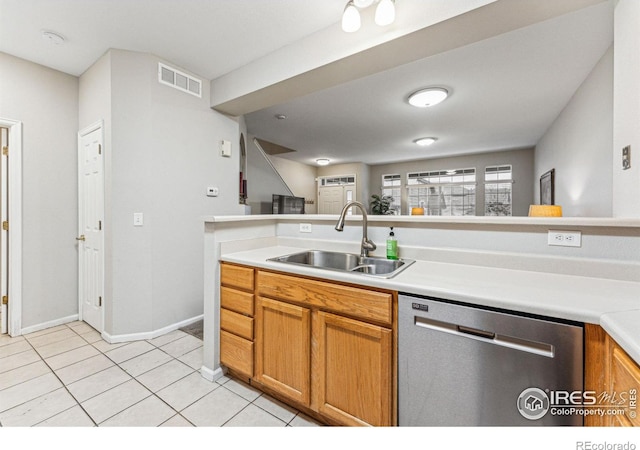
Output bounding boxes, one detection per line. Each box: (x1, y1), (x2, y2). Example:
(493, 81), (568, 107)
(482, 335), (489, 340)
(221, 245), (640, 364)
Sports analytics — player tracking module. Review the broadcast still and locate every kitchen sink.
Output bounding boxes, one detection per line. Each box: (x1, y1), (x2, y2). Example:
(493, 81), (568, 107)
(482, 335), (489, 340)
(268, 250), (414, 278)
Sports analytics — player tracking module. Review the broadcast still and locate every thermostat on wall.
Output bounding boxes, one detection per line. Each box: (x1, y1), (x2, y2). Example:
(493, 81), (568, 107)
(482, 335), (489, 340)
(220, 140), (232, 157)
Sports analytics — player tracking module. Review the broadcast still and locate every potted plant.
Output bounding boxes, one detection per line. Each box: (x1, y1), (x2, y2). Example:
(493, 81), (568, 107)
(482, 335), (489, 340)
(370, 194), (394, 215)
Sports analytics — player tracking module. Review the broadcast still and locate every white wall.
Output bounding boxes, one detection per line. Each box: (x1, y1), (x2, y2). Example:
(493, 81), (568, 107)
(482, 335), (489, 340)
(535, 46), (613, 217)
(268, 155), (318, 214)
(78, 49), (243, 337)
(0, 52), (79, 329)
(613, 0), (640, 218)
(245, 135), (296, 214)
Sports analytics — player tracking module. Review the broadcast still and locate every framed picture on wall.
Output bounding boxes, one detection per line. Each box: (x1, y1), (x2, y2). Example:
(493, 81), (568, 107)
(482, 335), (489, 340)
(540, 169), (555, 205)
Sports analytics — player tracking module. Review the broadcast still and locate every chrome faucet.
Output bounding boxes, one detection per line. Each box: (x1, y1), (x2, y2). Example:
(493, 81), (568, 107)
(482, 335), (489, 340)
(335, 201), (377, 258)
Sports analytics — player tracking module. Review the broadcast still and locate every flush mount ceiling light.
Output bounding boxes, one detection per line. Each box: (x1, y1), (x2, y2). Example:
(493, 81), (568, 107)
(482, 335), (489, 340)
(341, 0), (396, 33)
(41, 30), (65, 45)
(415, 137), (438, 147)
(408, 87), (449, 108)
(316, 158), (331, 166)
(274, 114), (287, 120)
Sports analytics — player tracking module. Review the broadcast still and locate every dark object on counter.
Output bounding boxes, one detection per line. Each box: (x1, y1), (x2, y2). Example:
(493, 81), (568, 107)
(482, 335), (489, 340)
(272, 194), (305, 214)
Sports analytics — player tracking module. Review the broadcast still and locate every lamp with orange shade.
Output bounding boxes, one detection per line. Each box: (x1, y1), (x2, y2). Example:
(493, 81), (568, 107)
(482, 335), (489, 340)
(528, 205), (563, 217)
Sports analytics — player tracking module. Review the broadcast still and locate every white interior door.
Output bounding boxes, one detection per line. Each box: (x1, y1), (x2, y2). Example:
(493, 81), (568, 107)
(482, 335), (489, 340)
(318, 186), (345, 214)
(0, 127), (8, 334)
(78, 123), (104, 333)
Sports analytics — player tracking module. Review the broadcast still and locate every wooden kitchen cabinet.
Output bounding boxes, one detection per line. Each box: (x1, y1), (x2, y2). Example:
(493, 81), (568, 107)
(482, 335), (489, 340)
(218, 264), (396, 426)
(584, 324), (639, 427)
(254, 269), (395, 426)
(315, 310), (392, 426)
(219, 263), (255, 380)
(254, 296), (311, 406)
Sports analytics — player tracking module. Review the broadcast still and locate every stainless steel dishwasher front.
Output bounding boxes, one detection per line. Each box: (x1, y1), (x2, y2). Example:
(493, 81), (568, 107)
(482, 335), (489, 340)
(398, 293), (584, 426)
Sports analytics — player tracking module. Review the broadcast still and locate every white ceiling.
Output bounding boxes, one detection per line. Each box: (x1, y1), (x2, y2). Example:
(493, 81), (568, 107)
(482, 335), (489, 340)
(245, 1), (614, 166)
(0, 0), (346, 78)
(0, 0), (614, 167)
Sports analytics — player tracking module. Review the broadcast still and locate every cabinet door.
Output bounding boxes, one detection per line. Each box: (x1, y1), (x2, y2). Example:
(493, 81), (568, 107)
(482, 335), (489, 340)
(315, 311), (392, 426)
(255, 296), (311, 406)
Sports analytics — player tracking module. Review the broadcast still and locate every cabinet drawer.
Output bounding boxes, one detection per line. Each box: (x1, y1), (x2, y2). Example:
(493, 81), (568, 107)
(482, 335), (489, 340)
(220, 330), (253, 377)
(221, 263), (254, 291)
(221, 308), (254, 340)
(611, 344), (640, 427)
(221, 286), (254, 316)
(257, 271), (392, 325)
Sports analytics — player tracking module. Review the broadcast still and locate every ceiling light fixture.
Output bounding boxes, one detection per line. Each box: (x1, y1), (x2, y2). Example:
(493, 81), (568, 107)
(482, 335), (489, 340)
(342, 0), (396, 33)
(415, 137), (438, 147)
(316, 158), (331, 166)
(274, 114), (287, 120)
(375, 0), (396, 26)
(342, 1), (361, 33)
(408, 87), (449, 108)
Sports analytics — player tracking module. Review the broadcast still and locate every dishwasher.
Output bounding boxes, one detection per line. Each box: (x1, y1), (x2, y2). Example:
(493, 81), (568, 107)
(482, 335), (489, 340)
(398, 293), (584, 426)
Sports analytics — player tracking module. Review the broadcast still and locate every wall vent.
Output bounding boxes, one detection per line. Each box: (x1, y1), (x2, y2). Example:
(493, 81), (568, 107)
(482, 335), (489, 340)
(158, 63), (202, 98)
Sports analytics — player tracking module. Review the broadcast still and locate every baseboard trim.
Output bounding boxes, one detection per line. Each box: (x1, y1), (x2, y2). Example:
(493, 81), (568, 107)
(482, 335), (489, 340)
(20, 314), (79, 336)
(102, 314), (204, 344)
(200, 365), (224, 382)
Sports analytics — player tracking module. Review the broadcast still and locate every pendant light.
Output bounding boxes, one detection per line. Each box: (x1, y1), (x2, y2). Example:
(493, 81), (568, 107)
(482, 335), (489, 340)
(342, 1), (361, 33)
(375, 0), (396, 27)
(342, 0), (396, 33)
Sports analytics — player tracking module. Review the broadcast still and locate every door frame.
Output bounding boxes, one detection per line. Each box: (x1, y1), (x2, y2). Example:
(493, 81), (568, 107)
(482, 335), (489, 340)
(0, 117), (23, 336)
(77, 120), (105, 332)
(317, 174), (357, 214)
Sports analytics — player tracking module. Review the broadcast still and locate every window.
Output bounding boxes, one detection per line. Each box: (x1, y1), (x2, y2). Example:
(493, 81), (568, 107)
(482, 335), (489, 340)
(407, 168), (476, 216)
(484, 165), (513, 216)
(320, 176), (355, 186)
(381, 174), (401, 214)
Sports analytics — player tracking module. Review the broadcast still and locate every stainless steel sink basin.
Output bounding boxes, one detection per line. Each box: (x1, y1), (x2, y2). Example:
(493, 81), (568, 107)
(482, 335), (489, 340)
(268, 250), (414, 278)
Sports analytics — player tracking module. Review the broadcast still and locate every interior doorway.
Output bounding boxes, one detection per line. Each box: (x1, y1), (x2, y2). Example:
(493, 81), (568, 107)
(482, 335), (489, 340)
(317, 175), (356, 215)
(1, 127), (8, 334)
(77, 121), (105, 333)
(0, 117), (23, 336)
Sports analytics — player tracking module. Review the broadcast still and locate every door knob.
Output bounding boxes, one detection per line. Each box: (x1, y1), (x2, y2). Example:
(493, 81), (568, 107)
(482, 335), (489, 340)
(76, 235), (86, 241)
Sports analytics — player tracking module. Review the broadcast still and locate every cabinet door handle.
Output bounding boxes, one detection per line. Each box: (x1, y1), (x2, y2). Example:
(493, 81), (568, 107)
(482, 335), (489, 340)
(76, 235), (86, 241)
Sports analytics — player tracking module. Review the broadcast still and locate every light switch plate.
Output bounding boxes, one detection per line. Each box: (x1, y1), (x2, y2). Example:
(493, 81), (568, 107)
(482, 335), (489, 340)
(622, 145), (631, 170)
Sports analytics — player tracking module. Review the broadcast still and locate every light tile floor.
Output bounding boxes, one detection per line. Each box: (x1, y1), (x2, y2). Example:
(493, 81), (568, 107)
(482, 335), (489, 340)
(0, 321), (322, 427)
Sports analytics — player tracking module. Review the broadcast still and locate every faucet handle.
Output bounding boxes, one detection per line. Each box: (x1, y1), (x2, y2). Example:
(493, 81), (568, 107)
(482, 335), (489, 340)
(362, 238), (376, 251)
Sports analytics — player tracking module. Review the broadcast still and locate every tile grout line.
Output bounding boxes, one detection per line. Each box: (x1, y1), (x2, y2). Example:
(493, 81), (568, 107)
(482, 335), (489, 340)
(12, 325), (99, 427)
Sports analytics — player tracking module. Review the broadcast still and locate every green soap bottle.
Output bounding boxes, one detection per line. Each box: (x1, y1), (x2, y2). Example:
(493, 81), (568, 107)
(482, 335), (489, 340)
(386, 227), (398, 260)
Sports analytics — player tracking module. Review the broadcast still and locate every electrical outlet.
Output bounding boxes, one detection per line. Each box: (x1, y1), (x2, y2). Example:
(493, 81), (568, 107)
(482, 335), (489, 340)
(299, 223), (312, 233)
(207, 186), (219, 197)
(548, 230), (581, 248)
